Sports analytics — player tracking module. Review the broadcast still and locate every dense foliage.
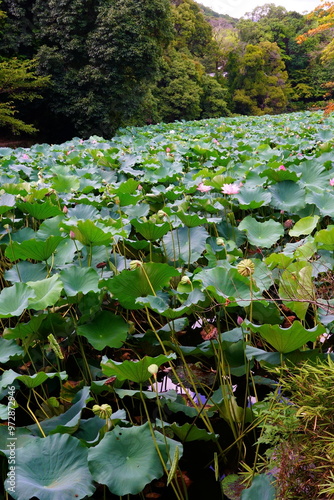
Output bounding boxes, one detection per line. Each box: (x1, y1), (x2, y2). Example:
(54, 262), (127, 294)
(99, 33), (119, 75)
(0, 0), (333, 141)
(1, 111), (334, 498)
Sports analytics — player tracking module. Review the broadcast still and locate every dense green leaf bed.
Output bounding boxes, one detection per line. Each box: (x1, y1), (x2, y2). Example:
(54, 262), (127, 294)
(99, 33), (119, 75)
(1, 111), (334, 499)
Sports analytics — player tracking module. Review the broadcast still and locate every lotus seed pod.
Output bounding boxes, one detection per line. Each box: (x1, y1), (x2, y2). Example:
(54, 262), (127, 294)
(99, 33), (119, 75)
(129, 260), (142, 270)
(148, 364), (159, 376)
(157, 210), (167, 218)
(237, 259), (255, 277)
(92, 404), (112, 419)
(180, 276), (191, 285)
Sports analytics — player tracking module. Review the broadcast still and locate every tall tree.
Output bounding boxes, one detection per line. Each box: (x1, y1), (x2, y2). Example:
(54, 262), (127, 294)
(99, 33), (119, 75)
(0, 0), (173, 139)
(0, 7), (49, 134)
(227, 41), (289, 115)
(296, 1), (334, 110)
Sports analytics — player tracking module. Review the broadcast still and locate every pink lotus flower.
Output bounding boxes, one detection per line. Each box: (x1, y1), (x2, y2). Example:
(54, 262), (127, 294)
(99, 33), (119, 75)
(278, 165), (286, 171)
(197, 182), (212, 193)
(237, 316), (244, 325)
(21, 154), (30, 160)
(166, 147), (171, 153)
(222, 183), (241, 195)
(330, 178), (334, 186)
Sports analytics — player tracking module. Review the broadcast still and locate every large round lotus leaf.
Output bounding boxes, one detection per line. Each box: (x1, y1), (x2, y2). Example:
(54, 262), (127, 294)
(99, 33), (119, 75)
(88, 423), (165, 496)
(269, 180), (305, 212)
(241, 473), (276, 499)
(0, 282), (36, 318)
(4, 433), (95, 500)
(238, 216), (284, 248)
(106, 262), (179, 309)
(60, 266), (100, 296)
(315, 225), (334, 250)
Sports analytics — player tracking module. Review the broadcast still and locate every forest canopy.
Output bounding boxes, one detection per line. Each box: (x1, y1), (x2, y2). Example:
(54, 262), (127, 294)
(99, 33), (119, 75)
(0, 0), (333, 141)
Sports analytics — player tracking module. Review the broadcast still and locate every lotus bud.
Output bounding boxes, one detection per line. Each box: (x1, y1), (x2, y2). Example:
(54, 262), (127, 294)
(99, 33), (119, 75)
(216, 237), (225, 246)
(69, 230), (76, 240)
(284, 219), (294, 229)
(157, 210), (167, 218)
(180, 276), (191, 285)
(62, 206), (68, 214)
(237, 259), (255, 277)
(92, 404), (112, 419)
(148, 364), (159, 376)
(129, 260), (143, 270)
(237, 316), (244, 325)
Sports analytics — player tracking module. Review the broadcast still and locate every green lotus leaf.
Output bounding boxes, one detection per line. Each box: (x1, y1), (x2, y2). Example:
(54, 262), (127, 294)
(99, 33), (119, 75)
(5, 433), (95, 500)
(0, 369), (67, 392)
(260, 168), (299, 183)
(269, 181), (306, 211)
(68, 219), (112, 246)
(77, 311), (129, 350)
(163, 226), (209, 264)
(28, 387), (91, 436)
(238, 216), (284, 248)
(246, 321), (325, 353)
(234, 186), (271, 209)
(299, 162), (329, 187)
(0, 338), (24, 362)
(195, 266), (255, 305)
(121, 202), (150, 219)
(289, 215), (319, 237)
(88, 423), (165, 496)
(101, 354), (176, 383)
(27, 275), (63, 310)
(113, 178), (139, 194)
(51, 174), (80, 193)
(305, 191), (334, 217)
(5, 262), (46, 283)
(60, 266), (100, 296)
(67, 204), (99, 220)
(241, 474), (276, 500)
(168, 422), (218, 442)
(37, 215), (65, 239)
(5, 236), (63, 262)
(315, 225), (334, 250)
(3, 314), (47, 340)
(0, 283), (36, 318)
(137, 289), (207, 319)
(16, 201), (62, 219)
(0, 193), (16, 215)
(131, 219), (170, 240)
(279, 261), (315, 320)
(106, 262), (179, 309)
(265, 253), (293, 270)
(176, 212), (208, 227)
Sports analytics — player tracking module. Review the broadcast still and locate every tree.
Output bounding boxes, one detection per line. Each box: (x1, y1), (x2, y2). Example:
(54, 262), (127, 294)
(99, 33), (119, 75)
(297, 1), (334, 60)
(0, 0), (173, 139)
(0, 7), (49, 134)
(227, 41), (289, 115)
(296, 1), (334, 111)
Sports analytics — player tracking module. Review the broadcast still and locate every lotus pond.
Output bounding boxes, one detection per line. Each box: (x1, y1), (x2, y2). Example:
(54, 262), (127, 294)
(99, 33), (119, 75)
(1, 110), (334, 499)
